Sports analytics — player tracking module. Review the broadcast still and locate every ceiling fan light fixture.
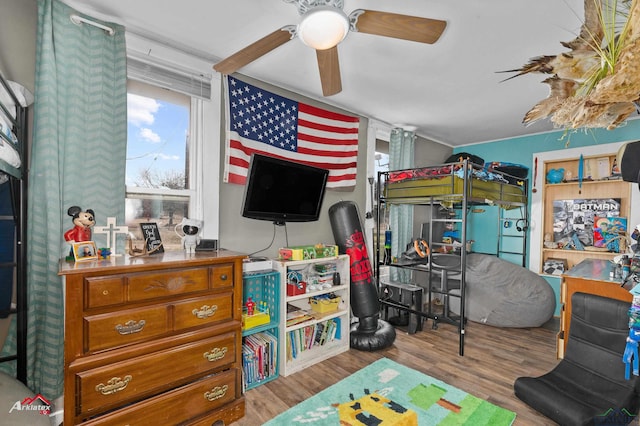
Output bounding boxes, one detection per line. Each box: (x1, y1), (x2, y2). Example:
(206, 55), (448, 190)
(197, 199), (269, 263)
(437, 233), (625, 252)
(298, 7), (349, 50)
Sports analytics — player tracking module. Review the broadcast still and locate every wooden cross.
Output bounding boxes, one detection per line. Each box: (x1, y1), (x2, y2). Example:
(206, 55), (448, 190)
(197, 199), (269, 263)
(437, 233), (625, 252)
(93, 217), (129, 256)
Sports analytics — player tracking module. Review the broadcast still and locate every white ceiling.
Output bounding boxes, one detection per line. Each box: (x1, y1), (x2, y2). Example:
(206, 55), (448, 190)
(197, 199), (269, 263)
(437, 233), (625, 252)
(62, 0), (586, 147)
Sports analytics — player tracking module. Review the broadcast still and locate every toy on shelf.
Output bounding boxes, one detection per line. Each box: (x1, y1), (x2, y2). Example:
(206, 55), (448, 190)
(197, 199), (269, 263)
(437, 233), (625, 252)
(286, 270), (307, 296)
(246, 296), (256, 316)
(242, 295), (271, 330)
(97, 248), (111, 259)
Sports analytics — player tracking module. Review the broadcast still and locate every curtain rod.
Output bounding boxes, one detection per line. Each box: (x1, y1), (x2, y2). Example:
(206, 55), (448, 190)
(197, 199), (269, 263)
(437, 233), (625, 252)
(70, 14), (115, 36)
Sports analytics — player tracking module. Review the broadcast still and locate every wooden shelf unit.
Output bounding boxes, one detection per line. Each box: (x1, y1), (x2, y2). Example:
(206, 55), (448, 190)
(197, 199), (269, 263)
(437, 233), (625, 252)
(540, 153), (632, 275)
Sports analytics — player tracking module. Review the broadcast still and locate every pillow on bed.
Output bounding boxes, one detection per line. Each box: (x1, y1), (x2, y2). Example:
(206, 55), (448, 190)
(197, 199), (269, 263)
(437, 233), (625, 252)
(445, 152), (484, 166)
(0, 80), (34, 119)
(449, 253), (556, 328)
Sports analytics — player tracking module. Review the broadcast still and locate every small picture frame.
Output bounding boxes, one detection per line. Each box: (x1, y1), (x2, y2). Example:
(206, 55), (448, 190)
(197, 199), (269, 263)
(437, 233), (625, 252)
(72, 241), (98, 262)
(139, 222), (164, 254)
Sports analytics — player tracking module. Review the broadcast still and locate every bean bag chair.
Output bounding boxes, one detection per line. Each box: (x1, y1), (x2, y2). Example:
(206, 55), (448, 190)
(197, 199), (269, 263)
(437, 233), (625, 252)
(449, 253), (555, 327)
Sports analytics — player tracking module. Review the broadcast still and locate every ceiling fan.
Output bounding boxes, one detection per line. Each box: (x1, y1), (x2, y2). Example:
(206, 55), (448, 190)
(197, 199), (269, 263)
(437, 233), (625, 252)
(213, 0), (447, 96)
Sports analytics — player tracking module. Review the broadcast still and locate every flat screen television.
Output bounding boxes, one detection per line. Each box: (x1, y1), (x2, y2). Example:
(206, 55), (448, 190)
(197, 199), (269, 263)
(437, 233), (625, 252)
(241, 153), (329, 225)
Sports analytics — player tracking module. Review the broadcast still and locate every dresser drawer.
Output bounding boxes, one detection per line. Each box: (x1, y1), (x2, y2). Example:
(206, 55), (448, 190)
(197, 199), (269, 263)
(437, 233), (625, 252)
(128, 267), (209, 302)
(79, 369), (238, 425)
(211, 263), (234, 289)
(76, 332), (237, 417)
(85, 276), (125, 309)
(174, 293), (233, 331)
(84, 305), (169, 353)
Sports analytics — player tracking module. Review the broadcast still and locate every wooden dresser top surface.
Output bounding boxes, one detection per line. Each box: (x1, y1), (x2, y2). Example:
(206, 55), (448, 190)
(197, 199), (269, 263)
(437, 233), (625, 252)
(59, 249), (247, 276)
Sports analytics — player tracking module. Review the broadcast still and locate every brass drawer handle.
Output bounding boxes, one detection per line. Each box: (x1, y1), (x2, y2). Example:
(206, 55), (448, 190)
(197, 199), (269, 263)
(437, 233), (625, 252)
(204, 384), (228, 401)
(115, 319), (146, 335)
(203, 347), (228, 362)
(95, 375), (132, 395)
(192, 305), (217, 319)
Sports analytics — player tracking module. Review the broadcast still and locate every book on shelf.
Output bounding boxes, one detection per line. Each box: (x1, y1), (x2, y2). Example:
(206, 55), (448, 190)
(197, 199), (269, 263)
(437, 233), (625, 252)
(242, 331), (277, 386)
(286, 318), (342, 360)
(314, 322), (325, 345)
(318, 320), (331, 345)
(286, 307), (315, 327)
(331, 317), (342, 340)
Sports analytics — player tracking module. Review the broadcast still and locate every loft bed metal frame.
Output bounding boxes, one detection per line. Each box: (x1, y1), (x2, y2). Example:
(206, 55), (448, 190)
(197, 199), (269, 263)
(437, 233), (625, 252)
(375, 159), (528, 355)
(0, 69), (28, 384)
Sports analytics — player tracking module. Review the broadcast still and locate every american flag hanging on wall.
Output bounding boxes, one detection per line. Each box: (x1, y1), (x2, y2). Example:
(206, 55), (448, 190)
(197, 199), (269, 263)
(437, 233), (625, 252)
(223, 76), (360, 190)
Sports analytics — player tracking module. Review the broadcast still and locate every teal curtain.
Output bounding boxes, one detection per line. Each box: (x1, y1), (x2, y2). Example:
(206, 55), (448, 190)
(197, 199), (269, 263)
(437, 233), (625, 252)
(0, 0), (127, 399)
(389, 127), (415, 281)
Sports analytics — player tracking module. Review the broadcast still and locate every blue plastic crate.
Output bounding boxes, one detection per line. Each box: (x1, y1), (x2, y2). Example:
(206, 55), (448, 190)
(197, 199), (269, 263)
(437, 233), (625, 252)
(242, 270), (281, 390)
(243, 270), (280, 325)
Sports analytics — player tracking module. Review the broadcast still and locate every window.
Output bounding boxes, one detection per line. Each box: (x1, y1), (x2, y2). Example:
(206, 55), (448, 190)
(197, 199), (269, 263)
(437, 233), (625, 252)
(375, 150), (390, 257)
(125, 80), (192, 250)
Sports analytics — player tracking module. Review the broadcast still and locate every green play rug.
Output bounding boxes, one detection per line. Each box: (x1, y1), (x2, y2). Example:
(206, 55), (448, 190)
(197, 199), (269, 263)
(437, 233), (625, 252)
(264, 357), (516, 425)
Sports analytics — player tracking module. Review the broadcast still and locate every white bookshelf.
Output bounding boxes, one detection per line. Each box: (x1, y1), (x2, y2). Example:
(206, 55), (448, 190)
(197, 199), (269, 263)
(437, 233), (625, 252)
(272, 255), (351, 377)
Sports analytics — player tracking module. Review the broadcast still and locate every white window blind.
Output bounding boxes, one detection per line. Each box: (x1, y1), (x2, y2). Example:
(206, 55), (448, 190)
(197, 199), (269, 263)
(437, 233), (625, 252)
(127, 56), (211, 100)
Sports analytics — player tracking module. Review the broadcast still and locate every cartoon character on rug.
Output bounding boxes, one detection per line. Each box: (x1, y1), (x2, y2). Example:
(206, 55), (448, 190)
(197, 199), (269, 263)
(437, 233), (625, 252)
(335, 388), (417, 425)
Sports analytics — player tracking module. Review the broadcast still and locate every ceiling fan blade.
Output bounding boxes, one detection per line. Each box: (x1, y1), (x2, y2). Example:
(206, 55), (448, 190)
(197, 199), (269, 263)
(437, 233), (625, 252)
(316, 47), (342, 97)
(352, 9), (446, 44)
(213, 27), (294, 74)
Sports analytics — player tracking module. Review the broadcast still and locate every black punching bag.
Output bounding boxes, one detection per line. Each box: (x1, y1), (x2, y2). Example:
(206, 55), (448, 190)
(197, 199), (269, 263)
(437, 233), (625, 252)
(329, 201), (396, 351)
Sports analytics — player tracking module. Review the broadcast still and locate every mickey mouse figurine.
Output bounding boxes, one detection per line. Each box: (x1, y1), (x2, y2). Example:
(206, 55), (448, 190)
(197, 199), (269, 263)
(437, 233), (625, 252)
(175, 218), (203, 254)
(64, 206), (96, 243)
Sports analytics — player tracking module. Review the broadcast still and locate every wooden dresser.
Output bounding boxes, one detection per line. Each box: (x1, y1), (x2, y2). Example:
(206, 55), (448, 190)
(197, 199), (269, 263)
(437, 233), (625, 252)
(557, 258), (633, 358)
(59, 250), (246, 425)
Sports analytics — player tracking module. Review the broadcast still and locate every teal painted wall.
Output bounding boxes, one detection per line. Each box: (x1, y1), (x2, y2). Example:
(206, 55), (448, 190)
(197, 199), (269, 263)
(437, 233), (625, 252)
(454, 119), (640, 316)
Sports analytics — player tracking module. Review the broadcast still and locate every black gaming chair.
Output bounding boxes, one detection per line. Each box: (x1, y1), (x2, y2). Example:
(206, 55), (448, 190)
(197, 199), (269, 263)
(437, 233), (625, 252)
(514, 292), (640, 425)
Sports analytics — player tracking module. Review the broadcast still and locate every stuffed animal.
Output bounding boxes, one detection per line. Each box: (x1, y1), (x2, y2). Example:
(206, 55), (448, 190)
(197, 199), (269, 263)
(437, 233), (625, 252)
(64, 206), (96, 243)
(175, 218), (203, 254)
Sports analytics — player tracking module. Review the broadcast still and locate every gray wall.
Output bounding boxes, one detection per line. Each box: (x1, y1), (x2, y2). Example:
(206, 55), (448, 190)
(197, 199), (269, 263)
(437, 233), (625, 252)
(413, 135), (453, 239)
(217, 75), (368, 258)
(0, 0), (37, 91)
(414, 134), (451, 166)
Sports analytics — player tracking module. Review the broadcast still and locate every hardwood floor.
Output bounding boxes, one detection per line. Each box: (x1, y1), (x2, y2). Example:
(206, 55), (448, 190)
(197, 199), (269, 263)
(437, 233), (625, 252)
(232, 319), (561, 425)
